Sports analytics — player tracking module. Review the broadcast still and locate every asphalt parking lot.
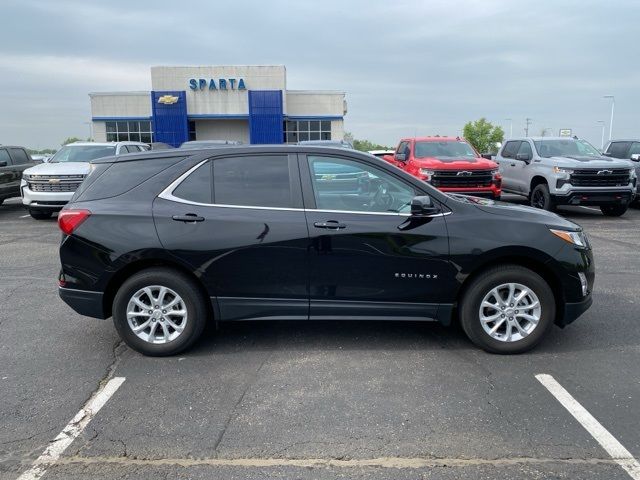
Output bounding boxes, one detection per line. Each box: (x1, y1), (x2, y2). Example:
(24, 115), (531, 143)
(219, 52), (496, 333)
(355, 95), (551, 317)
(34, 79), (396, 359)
(0, 196), (639, 480)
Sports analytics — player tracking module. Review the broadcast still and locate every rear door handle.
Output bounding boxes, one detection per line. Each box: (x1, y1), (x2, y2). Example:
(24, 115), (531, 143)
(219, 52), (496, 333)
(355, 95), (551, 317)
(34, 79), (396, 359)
(313, 220), (346, 230)
(172, 213), (205, 223)
(510, 163), (516, 166)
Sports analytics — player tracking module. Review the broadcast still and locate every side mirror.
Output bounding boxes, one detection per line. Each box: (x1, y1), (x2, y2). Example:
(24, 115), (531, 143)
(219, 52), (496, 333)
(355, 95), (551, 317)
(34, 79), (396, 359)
(395, 153), (407, 162)
(481, 153), (493, 160)
(631, 154), (640, 161)
(0, 161), (7, 167)
(516, 153), (531, 162)
(410, 196), (439, 216)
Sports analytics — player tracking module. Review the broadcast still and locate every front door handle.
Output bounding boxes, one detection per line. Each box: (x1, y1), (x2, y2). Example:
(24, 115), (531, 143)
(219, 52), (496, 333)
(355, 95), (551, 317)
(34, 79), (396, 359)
(510, 163), (516, 167)
(313, 220), (346, 230)
(172, 213), (205, 223)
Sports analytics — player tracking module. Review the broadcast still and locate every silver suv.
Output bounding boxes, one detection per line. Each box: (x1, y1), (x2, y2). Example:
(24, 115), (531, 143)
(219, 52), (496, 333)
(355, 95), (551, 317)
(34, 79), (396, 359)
(21, 141), (148, 219)
(496, 137), (636, 217)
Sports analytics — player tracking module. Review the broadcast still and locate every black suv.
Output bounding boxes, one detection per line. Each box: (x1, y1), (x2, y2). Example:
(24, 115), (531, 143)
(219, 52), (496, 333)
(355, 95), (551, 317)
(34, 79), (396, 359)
(58, 146), (594, 356)
(0, 146), (38, 205)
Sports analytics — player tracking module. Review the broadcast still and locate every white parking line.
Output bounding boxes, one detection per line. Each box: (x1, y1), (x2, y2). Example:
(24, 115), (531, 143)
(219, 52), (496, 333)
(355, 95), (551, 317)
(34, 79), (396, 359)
(579, 206), (600, 212)
(19, 214), (30, 218)
(16, 377), (125, 480)
(536, 374), (640, 480)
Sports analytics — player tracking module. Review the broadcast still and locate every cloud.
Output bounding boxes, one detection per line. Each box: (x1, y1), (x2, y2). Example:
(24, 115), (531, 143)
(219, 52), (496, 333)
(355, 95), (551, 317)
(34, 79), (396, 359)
(1, 0), (639, 148)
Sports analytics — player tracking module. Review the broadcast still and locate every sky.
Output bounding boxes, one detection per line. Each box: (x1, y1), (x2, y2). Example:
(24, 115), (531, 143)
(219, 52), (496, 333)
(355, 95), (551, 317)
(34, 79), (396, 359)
(1, 0), (638, 150)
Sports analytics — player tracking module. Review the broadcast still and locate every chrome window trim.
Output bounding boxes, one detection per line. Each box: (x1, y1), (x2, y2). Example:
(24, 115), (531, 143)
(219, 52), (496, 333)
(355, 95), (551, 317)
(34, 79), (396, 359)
(157, 159), (450, 218)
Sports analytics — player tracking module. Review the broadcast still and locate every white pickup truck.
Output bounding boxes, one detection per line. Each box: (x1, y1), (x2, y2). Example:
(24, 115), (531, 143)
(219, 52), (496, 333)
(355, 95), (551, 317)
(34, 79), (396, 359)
(21, 141), (148, 219)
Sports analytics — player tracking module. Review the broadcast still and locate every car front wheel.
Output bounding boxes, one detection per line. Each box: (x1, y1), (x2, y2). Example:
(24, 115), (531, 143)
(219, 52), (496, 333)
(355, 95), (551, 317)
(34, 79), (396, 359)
(600, 205), (628, 217)
(530, 184), (555, 211)
(112, 268), (208, 356)
(459, 265), (555, 354)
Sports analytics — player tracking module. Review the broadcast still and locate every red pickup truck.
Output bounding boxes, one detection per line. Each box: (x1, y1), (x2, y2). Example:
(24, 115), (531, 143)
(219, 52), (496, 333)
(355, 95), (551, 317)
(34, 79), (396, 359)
(383, 137), (502, 199)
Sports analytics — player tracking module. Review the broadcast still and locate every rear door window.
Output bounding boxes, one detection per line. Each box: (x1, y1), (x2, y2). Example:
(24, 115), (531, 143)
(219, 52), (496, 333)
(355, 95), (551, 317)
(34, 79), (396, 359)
(9, 148), (30, 165)
(172, 161), (213, 204)
(213, 155), (293, 208)
(628, 142), (640, 157)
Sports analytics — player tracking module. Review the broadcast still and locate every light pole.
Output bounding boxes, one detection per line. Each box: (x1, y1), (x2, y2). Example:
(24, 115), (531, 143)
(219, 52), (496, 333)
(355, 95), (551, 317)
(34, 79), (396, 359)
(597, 120), (605, 150)
(524, 118), (532, 137)
(504, 118), (513, 138)
(603, 95), (615, 141)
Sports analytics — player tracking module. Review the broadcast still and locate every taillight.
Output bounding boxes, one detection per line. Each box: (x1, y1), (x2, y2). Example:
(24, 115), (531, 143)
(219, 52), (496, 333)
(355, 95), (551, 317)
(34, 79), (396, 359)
(58, 209), (91, 235)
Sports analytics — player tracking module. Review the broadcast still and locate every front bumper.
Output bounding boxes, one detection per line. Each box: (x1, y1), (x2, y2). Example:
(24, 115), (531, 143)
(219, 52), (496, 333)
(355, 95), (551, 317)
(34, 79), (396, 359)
(22, 185), (74, 210)
(552, 190), (633, 206)
(558, 294), (593, 327)
(435, 184), (501, 198)
(59, 286), (106, 319)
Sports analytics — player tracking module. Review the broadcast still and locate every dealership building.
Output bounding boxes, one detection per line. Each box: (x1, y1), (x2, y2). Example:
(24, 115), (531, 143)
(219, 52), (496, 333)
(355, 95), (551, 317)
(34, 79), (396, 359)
(89, 65), (347, 146)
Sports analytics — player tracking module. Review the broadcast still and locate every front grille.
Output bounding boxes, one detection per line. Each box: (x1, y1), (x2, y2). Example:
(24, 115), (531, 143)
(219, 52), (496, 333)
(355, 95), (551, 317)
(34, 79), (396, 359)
(570, 169), (630, 187)
(430, 170), (493, 188)
(27, 174), (86, 193)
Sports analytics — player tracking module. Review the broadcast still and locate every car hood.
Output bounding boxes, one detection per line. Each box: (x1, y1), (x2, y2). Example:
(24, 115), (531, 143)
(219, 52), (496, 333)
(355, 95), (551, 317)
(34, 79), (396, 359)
(23, 162), (91, 176)
(546, 155), (632, 169)
(447, 194), (580, 230)
(414, 156), (497, 169)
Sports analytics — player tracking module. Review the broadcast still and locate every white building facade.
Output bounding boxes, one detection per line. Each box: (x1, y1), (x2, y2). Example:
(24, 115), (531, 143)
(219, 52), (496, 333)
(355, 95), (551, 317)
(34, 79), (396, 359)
(89, 66), (346, 146)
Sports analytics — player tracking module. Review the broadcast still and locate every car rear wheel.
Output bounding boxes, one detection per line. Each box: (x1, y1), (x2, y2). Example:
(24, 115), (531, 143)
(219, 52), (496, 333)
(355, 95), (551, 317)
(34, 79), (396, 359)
(113, 268), (208, 356)
(459, 265), (555, 354)
(530, 184), (555, 211)
(29, 209), (52, 220)
(600, 205), (628, 217)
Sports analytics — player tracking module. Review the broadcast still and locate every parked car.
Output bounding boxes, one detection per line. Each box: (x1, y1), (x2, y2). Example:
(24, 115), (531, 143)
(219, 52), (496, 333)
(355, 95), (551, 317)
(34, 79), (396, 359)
(180, 140), (243, 149)
(0, 145), (38, 205)
(496, 137), (636, 216)
(31, 154), (52, 163)
(602, 139), (640, 204)
(149, 142), (174, 150)
(58, 146), (593, 356)
(383, 137), (502, 199)
(368, 149), (395, 159)
(298, 140), (354, 149)
(21, 141), (149, 219)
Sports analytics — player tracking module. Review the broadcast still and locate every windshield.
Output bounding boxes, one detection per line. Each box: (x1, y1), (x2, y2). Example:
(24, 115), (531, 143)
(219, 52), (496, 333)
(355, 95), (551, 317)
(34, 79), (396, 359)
(533, 139), (601, 158)
(50, 145), (116, 163)
(415, 141), (476, 159)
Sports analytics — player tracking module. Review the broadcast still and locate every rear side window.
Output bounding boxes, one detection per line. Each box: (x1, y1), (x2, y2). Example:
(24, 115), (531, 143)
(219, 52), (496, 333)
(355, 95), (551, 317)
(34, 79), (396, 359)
(501, 141), (521, 158)
(172, 161), (212, 204)
(213, 155), (292, 208)
(9, 148), (30, 165)
(75, 157), (183, 202)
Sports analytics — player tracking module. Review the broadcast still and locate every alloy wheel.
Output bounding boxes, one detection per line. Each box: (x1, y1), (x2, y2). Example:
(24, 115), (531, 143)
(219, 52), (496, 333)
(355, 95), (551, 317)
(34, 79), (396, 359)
(479, 283), (541, 342)
(126, 285), (188, 344)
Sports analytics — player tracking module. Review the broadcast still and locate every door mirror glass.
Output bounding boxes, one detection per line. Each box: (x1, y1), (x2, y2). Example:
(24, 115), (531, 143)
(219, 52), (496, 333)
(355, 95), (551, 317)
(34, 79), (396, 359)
(515, 153), (530, 162)
(631, 153), (640, 161)
(410, 196), (439, 216)
(395, 153), (406, 162)
(481, 153), (493, 160)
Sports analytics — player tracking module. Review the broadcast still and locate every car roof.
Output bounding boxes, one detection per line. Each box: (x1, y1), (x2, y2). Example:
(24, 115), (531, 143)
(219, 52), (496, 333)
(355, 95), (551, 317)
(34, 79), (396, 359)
(511, 137), (580, 141)
(608, 139), (640, 142)
(402, 136), (464, 142)
(66, 141), (147, 147)
(93, 144), (380, 164)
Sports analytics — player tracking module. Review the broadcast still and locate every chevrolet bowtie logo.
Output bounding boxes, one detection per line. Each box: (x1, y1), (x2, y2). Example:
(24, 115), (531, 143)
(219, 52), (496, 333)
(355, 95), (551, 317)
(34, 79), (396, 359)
(157, 95), (179, 105)
(456, 171), (473, 176)
(48, 178), (61, 183)
(597, 170), (613, 175)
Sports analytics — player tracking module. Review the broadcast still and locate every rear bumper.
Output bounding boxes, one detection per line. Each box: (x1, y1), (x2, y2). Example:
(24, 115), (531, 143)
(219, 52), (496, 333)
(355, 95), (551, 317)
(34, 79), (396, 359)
(59, 287), (106, 319)
(552, 190), (633, 206)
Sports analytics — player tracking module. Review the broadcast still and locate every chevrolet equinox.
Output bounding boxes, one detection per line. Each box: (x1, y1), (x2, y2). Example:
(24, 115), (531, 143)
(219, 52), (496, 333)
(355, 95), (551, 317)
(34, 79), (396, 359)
(58, 146), (594, 356)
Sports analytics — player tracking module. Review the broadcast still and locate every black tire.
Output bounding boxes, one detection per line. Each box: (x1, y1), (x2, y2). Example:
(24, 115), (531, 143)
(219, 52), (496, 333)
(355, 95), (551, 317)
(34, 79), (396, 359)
(600, 205), (628, 217)
(459, 265), (555, 354)
(492, 194), (501, 201)
(530, 183), (555, 211)
(112, 268), (208, 356)
(29, 209), (52, 220)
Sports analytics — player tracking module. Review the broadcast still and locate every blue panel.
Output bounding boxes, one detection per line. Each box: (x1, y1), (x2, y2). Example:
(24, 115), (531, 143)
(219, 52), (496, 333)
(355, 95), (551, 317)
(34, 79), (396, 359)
(248, 90), (284, 144)
(151, 91), (188, 147)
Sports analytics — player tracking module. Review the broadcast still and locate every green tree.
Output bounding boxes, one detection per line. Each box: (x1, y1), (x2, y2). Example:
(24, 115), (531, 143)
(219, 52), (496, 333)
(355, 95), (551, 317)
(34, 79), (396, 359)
(344, 132), (392, 152)
(62, 137), (82, 145)
(462, 118), (504, 154)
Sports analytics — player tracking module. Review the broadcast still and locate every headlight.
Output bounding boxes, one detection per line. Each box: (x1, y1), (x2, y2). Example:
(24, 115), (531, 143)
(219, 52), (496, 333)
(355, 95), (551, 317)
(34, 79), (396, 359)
(549, 228), (589, 248)
(23, 173), (32, 180)
(630, 169), (637, 180)
(553, 167), (574, 176)
(419, 169), (435, 180)
(491, 169), (500, 179)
